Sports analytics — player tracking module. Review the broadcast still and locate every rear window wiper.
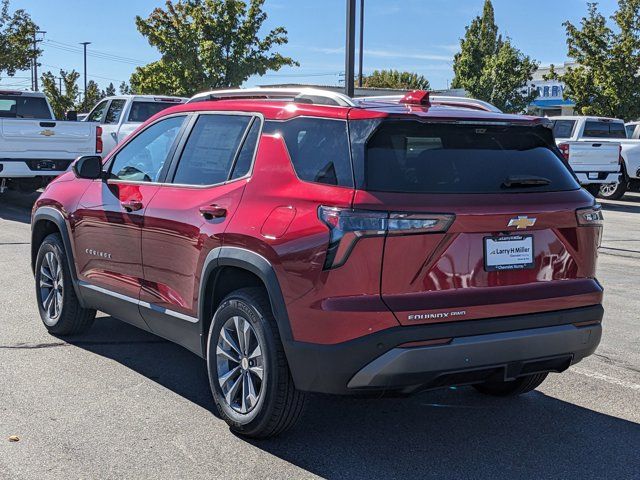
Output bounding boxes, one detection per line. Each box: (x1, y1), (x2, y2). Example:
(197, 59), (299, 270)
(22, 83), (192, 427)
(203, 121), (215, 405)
(502, 175), (551, 188)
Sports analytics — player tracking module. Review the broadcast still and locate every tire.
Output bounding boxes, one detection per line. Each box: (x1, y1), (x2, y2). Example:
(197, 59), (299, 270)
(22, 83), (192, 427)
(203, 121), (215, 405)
(597, 180), (627, 200)
(34, 233), (96, 335)
(207, 287), (305, 438)
(472, 372), (548, 397)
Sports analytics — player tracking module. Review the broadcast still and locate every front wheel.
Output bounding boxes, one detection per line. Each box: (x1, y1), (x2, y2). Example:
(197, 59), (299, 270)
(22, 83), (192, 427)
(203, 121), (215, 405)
(473, 373), (548, 397)
(207, 287), (305, 438)
(35, 233), (96, 335)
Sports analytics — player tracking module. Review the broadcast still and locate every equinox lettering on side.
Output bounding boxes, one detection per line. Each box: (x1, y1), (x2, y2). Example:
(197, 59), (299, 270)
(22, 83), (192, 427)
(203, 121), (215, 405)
(407, 311), (467, 321)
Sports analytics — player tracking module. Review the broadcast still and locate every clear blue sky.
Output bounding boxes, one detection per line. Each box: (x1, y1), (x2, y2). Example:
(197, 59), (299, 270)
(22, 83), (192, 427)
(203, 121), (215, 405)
(2, 0), (620, 93)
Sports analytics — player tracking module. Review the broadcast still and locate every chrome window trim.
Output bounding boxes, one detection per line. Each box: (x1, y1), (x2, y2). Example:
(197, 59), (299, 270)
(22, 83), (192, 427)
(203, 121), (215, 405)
(79, 281), (199, 324)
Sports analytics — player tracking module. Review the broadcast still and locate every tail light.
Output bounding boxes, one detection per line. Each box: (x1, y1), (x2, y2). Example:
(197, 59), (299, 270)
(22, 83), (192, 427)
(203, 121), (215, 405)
(576, 204), (603, 226)
(558, 143), (570, 161)
(96, 126), (103, 154)
(318, 206), (454, 269)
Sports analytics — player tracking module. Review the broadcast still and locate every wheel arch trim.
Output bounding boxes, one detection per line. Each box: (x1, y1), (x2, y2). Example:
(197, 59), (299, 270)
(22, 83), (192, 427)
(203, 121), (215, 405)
(198, 246), (293, 353)
(31, 206), (85, 305)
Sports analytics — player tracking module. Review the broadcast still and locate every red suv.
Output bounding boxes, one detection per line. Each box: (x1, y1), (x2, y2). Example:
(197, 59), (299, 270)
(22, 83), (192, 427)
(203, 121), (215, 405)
(31, 88), (604, 438)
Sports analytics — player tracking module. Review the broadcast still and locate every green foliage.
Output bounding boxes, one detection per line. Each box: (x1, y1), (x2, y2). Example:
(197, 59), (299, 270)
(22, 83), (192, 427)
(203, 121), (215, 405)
(81, 80), (102, 112)
(102, 82), (116, 97)
(452, 0), (538, 112)
(362, 69), (430, 90)
(118, 81), (133, 95)
(41, 70), (80, 120)
(131, 0), (297, 96)
(0, 0), (39, 79)
(549, 1), (640, 120)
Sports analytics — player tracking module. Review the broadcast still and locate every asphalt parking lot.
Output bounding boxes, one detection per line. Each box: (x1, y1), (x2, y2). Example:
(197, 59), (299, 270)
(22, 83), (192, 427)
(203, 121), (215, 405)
(0, 191), (639, 480)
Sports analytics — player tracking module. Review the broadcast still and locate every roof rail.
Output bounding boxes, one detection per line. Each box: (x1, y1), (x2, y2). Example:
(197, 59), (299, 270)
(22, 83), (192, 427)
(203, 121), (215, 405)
(188, 87), (356, 107)
(355, 94), (503, 113)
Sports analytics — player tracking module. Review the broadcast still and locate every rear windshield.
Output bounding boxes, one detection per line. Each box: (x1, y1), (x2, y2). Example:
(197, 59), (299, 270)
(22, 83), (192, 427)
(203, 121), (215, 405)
(361, 121), (579, 194)
(583, 120), (626, 139)
(552, 120), (576, 139)
(127, 101), (180, 123)
(0, 95), (51, 119)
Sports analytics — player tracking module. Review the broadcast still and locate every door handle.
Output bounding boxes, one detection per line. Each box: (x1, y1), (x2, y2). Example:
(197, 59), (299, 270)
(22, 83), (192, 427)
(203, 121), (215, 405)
(199, 204), (227, 220)
(121, 200), (143, 212)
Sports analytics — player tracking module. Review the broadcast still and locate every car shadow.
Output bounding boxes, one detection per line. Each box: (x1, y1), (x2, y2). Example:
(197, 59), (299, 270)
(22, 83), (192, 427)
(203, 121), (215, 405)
(601, 199), (640, 215)
(0, 190), (40, 224)
(67, 316), (640, 479)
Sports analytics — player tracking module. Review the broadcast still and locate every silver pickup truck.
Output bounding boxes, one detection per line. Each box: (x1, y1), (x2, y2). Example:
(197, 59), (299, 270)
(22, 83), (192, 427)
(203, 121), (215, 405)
(0, 90), (100, 193)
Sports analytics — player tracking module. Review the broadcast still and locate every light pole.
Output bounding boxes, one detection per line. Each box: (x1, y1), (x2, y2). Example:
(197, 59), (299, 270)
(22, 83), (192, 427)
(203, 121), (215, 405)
(344, 0), (356, 97)
(358, 0), (364, 88)
(32, 30), (46, 91)
(80, 42), (91, 108)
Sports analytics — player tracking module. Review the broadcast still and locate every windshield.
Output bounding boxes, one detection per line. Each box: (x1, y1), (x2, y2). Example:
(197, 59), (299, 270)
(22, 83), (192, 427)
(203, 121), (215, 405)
(354, 121), (579, 194)
(583, 120), (626, 139)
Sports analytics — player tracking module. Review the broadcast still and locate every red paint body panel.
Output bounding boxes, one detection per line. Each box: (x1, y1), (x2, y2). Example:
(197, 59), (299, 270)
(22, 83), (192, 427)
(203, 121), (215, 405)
(32, 98), (603, 351)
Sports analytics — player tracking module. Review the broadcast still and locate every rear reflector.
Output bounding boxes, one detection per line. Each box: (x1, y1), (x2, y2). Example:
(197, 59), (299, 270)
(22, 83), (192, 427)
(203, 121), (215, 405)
(398, 338), (453, 348)
(318, 206), (454, 269)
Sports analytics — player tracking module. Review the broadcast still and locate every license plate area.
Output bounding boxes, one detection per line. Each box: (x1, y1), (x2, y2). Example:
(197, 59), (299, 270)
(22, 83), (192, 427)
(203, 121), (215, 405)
(484, 235), (534, 271)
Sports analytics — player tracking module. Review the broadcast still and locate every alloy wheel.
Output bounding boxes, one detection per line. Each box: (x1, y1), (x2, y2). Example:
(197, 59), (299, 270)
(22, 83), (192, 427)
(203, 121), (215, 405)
(216, 315), (264, 414)
(599, 183), (619, 197)
(39, 251), (63, 325)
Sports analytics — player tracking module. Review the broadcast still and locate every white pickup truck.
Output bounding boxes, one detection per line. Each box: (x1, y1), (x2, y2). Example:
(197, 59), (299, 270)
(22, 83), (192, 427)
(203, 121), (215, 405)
(84, 95), (187, 156)
(550, 116), (623, 197)
(0, 90), (100, 193)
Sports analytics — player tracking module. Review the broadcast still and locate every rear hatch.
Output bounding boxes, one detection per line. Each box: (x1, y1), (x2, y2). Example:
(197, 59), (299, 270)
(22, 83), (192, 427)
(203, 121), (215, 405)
(347, 119), (603, 326)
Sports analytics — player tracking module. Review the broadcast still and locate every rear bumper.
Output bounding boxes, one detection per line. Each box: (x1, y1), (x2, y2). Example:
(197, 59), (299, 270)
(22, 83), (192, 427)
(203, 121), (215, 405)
(284, 305), (603, 395)
(0, 158), (73, 178)
(574, 172), (620, 184)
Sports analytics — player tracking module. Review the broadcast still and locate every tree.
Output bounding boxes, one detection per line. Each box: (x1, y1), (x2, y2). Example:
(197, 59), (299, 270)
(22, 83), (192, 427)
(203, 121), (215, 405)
(0, 0), (39, 80)
(451, 0), (538, 112)
(548, 1), (640, 120)
(130, 0), (297, 96)
(80, 80), (102, 111)
(41, 70), (80, 119)
(362, 69), (430, 90)
(102, 82), (116, 97)
(119, 81), (133, 95)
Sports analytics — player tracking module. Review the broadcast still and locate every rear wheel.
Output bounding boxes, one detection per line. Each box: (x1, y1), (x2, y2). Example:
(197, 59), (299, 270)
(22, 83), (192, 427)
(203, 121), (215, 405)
(598, 180), (627, 200)
(473, 373), (548, 397)
(584, 184), (601, 196)
(35, 233), (96, 335)
(207, 287), (305, 438)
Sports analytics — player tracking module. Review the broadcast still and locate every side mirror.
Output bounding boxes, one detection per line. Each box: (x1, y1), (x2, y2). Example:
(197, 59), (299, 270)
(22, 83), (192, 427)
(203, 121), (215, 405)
(72, 156), (103, 180)
(66, 110), (78, 121)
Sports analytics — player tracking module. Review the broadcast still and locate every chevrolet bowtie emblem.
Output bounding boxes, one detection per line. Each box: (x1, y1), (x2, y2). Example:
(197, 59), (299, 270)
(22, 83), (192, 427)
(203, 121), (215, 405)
(508, 216), (537, 229)
(39, 129), (55, 137)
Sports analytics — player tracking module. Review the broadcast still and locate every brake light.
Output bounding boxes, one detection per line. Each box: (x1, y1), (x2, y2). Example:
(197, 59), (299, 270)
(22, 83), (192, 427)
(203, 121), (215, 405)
(318, 206), (454, 269)
(558, 143), (570, 161)
(576, 204), (603, 226)
(96, 126), (103, 154)
(399, 90), (430, 106)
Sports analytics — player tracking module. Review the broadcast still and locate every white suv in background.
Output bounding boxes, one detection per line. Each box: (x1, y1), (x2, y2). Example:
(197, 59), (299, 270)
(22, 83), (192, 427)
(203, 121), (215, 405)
(85, 95), (187, 156)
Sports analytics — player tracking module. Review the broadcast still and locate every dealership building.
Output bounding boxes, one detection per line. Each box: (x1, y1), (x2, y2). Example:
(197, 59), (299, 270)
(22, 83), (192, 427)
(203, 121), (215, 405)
(526, 62), (576, 117)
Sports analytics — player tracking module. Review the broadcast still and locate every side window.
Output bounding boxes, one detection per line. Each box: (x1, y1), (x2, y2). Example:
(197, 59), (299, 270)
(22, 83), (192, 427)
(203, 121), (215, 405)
(104, 99), (126, 124)
(109, 115), (186, 182)
(172, 114), (251, 186)
(87, 100), (108, 122)
(230, 118), (261, 180)
(271, 118), (353, 187)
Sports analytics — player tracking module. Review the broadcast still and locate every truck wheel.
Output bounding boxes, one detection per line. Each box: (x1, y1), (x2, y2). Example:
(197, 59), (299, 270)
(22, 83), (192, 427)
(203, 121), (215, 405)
(35, 233), (96, 335)
(207, 287), (305, 438)
(473, 373), (548, 397)
(584, 184), (601, 196)
(598, 180), (627, 200)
